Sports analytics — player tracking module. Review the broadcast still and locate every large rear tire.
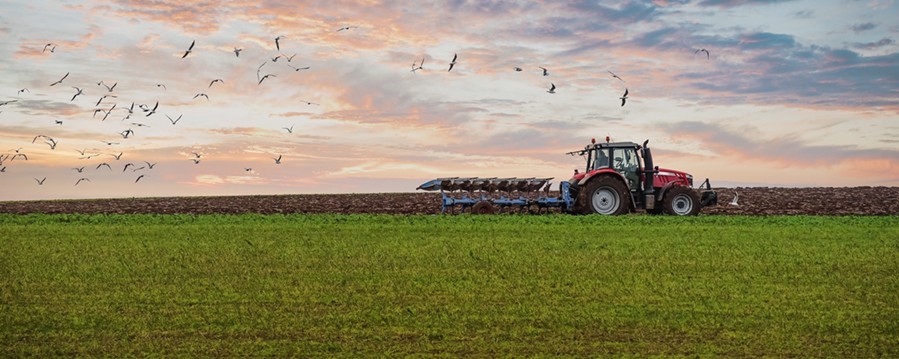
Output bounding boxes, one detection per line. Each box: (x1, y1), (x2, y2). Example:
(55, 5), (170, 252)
(577, 176), (630, 215)
(662, 186), (701, 216)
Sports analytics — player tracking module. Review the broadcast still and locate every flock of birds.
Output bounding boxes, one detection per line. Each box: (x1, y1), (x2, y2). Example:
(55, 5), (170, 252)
(0, 27), (713, 192)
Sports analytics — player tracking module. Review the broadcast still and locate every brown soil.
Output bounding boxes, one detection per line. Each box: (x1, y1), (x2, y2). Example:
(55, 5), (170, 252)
(1, 187), (897, 215)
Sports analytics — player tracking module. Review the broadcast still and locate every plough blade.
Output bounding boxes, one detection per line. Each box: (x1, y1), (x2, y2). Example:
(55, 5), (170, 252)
(416, 177), (569, 214)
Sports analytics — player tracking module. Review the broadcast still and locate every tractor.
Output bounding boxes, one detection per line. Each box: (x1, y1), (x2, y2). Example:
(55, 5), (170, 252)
(416, 138), (718, 215)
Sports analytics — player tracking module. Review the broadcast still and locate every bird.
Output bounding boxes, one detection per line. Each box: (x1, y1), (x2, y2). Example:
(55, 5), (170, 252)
(539, 66), (549, 76)
(70, 87), (84, 101)
(282, 125), (294, 133)
(32, 135), (50, 144)
(695, 48), (710, 59)
(50, 72), (69, 86)
(101, 82), (117, 92)
(244, 168), (253, 172)
(112, 152), (123, 160)
(182, 40), (195, 58)
(208, 79), (224, 88)
(258, 74), (275, 85)
(101, 141), (119, 146)
(288, 64), (311, 71)
(233, 48), (242, 57)
(273, 155), (282, 164)
(337, 26), (357, 32)
(298, 100), (319, 106)
(75, 178), (90, 186)
(608, 71), (625, 82)
(120, 129), (134, 139)
(54, 120), (63, 125)
(0, 166), (5, 172)
(271, 55), (282, 62)
(513, 67), (522, 72)
(101, 104), (117, 121)
(619, 88), (629, 107)
(96, 163), (111, 170)
(123, 162), (134, 172)
(547, 83), (556, 94)
(144, 101), (159, 116)
(193, 93), (209, 101)
(95, 94), (116, 106)
(285, 53), (297, 62)
(44, 138), (58, 149)
(156, 83), (167, 90)
(0, 100), (18, 106)
(123, 102), (135, 119)
(42, 43), (55, 53)
(447, 53), (457, 72)
(191, 158), (201, 164)
(11, 153), (27, 161)
(191, 152), (202, 158)
(144, 161), (157, 169)
(72, 167), (85, 173)
(411, 57), (424, 72)
(34, 177), (46, 185)
(166, 114), (182, 125)
(17, 88), (29, 95)
(730, 192), (739, 206)
(274, 36), (284, 51)
(135, 174), (145, 183)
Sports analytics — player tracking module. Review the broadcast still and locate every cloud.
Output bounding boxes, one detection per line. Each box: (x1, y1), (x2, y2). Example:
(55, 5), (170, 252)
(852, 38), (895, 50)
(697, 0), (795, 7)
(851, 22), (878, 33)
(793, 9), (814, 18)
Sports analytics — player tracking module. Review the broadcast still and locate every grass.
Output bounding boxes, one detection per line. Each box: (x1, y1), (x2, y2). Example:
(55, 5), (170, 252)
(1, 214), (897, 357)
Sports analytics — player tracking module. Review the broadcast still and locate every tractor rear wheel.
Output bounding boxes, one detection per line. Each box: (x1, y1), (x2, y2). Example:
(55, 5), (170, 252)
(578, 176), (630, 215)
(662, 186), (701, 216)
(471, 201), (496, 215)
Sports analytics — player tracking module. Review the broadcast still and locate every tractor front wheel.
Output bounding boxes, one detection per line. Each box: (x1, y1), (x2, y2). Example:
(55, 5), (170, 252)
(662, 186), (701, 216)
(579, 176), (630, 215)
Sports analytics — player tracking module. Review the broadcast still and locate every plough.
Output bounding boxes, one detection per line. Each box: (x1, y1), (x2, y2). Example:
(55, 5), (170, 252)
(416, 177), (573, 214)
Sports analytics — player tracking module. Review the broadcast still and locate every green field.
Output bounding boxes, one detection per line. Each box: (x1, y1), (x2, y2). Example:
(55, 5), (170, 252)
(1, 214), (897, 357)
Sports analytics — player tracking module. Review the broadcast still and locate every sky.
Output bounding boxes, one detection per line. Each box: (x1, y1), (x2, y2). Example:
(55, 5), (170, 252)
(0, 0), (897, 201)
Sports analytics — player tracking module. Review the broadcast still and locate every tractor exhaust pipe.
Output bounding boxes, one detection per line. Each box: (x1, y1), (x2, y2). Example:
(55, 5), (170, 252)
(642, 139), (656, 209)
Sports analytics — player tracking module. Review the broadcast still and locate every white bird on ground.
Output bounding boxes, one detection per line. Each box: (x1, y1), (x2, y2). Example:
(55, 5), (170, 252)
(730, 192), (740, 206)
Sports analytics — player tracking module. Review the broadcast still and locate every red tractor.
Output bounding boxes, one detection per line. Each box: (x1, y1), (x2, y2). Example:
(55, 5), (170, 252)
(565, 138), (717, 215)
(416, 138), (717, 215)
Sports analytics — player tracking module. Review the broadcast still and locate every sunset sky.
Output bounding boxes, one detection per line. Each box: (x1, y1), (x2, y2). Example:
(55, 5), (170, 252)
(1, 0), (897, 201)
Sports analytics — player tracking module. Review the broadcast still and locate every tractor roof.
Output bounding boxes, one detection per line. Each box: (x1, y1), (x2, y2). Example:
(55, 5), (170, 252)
(566, 141), (640, 156)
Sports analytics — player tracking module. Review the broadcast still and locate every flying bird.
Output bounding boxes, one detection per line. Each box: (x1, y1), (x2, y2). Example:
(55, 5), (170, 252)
(34, 177), (46, 185)
(101, 104), (117, 121)
(95, 94), (116, 106)
(233, 48), (242, 57)
(193, 93), (209, 101)
(135, 174), (145, 183)
(0, 100), (18, 106)
(547, 83), (556, 94)
(182, 40), (195, 58)
(258, 74), (275, 85)
(271, 55), (282, 62)
(72, 167), (85, 173)
(282, 125), (294, 133)
(288, 64), (311, 71)
(298, 100), (319, 106)
(50, 72), (69, 86)
(620, 88), (629, 107)
(285, 53), (297, 62)
(447, 53), (457, 72)
(101, 141), (119, 146)
(412, 57), (424, 72)
(45, 137), (58, 149)
(123, 162), (134, 172)
(156, 83), (167, 90)
(144, 161), (157, 169)
(75, 178), (91, 186)
(101, 82), (117, 92)
(208, 79), (224, 88)
(695, 48), (710, 59)
(120, 129), (134, 139)
(112, 152), (123, 160)
(539, 67), (549, 76)
(70, 87), (84, 101)
(144, 101), (159, 116)
(42, 43), (55, 53)
(191, 152), (202, 158)
(275, 36), (284, 51)
(191, 158), (201, 164)
(336, 26), (357, 32)
(54, 120), (63, 125)
(273, 155), (282, 164)
(18, 88), (29, 94)
(166, 114), (182, 125)
(96, 163), (111, 170)
(608, 71), (625, 82)
(513, 67), (522, 72)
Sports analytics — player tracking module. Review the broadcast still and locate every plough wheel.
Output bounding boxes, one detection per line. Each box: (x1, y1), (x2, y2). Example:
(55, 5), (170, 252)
(471, 201), (496, 215)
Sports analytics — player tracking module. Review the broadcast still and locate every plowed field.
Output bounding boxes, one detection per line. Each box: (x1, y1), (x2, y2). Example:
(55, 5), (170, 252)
(2, 187), (897, 215)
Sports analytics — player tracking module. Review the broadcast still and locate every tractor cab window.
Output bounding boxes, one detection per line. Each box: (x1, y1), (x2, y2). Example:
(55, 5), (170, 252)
(591, 148), (611, 170)
(613, 148), (640, 189)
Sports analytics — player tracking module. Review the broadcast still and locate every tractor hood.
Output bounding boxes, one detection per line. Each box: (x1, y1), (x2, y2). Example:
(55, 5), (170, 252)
(654, 167), (694, 187)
